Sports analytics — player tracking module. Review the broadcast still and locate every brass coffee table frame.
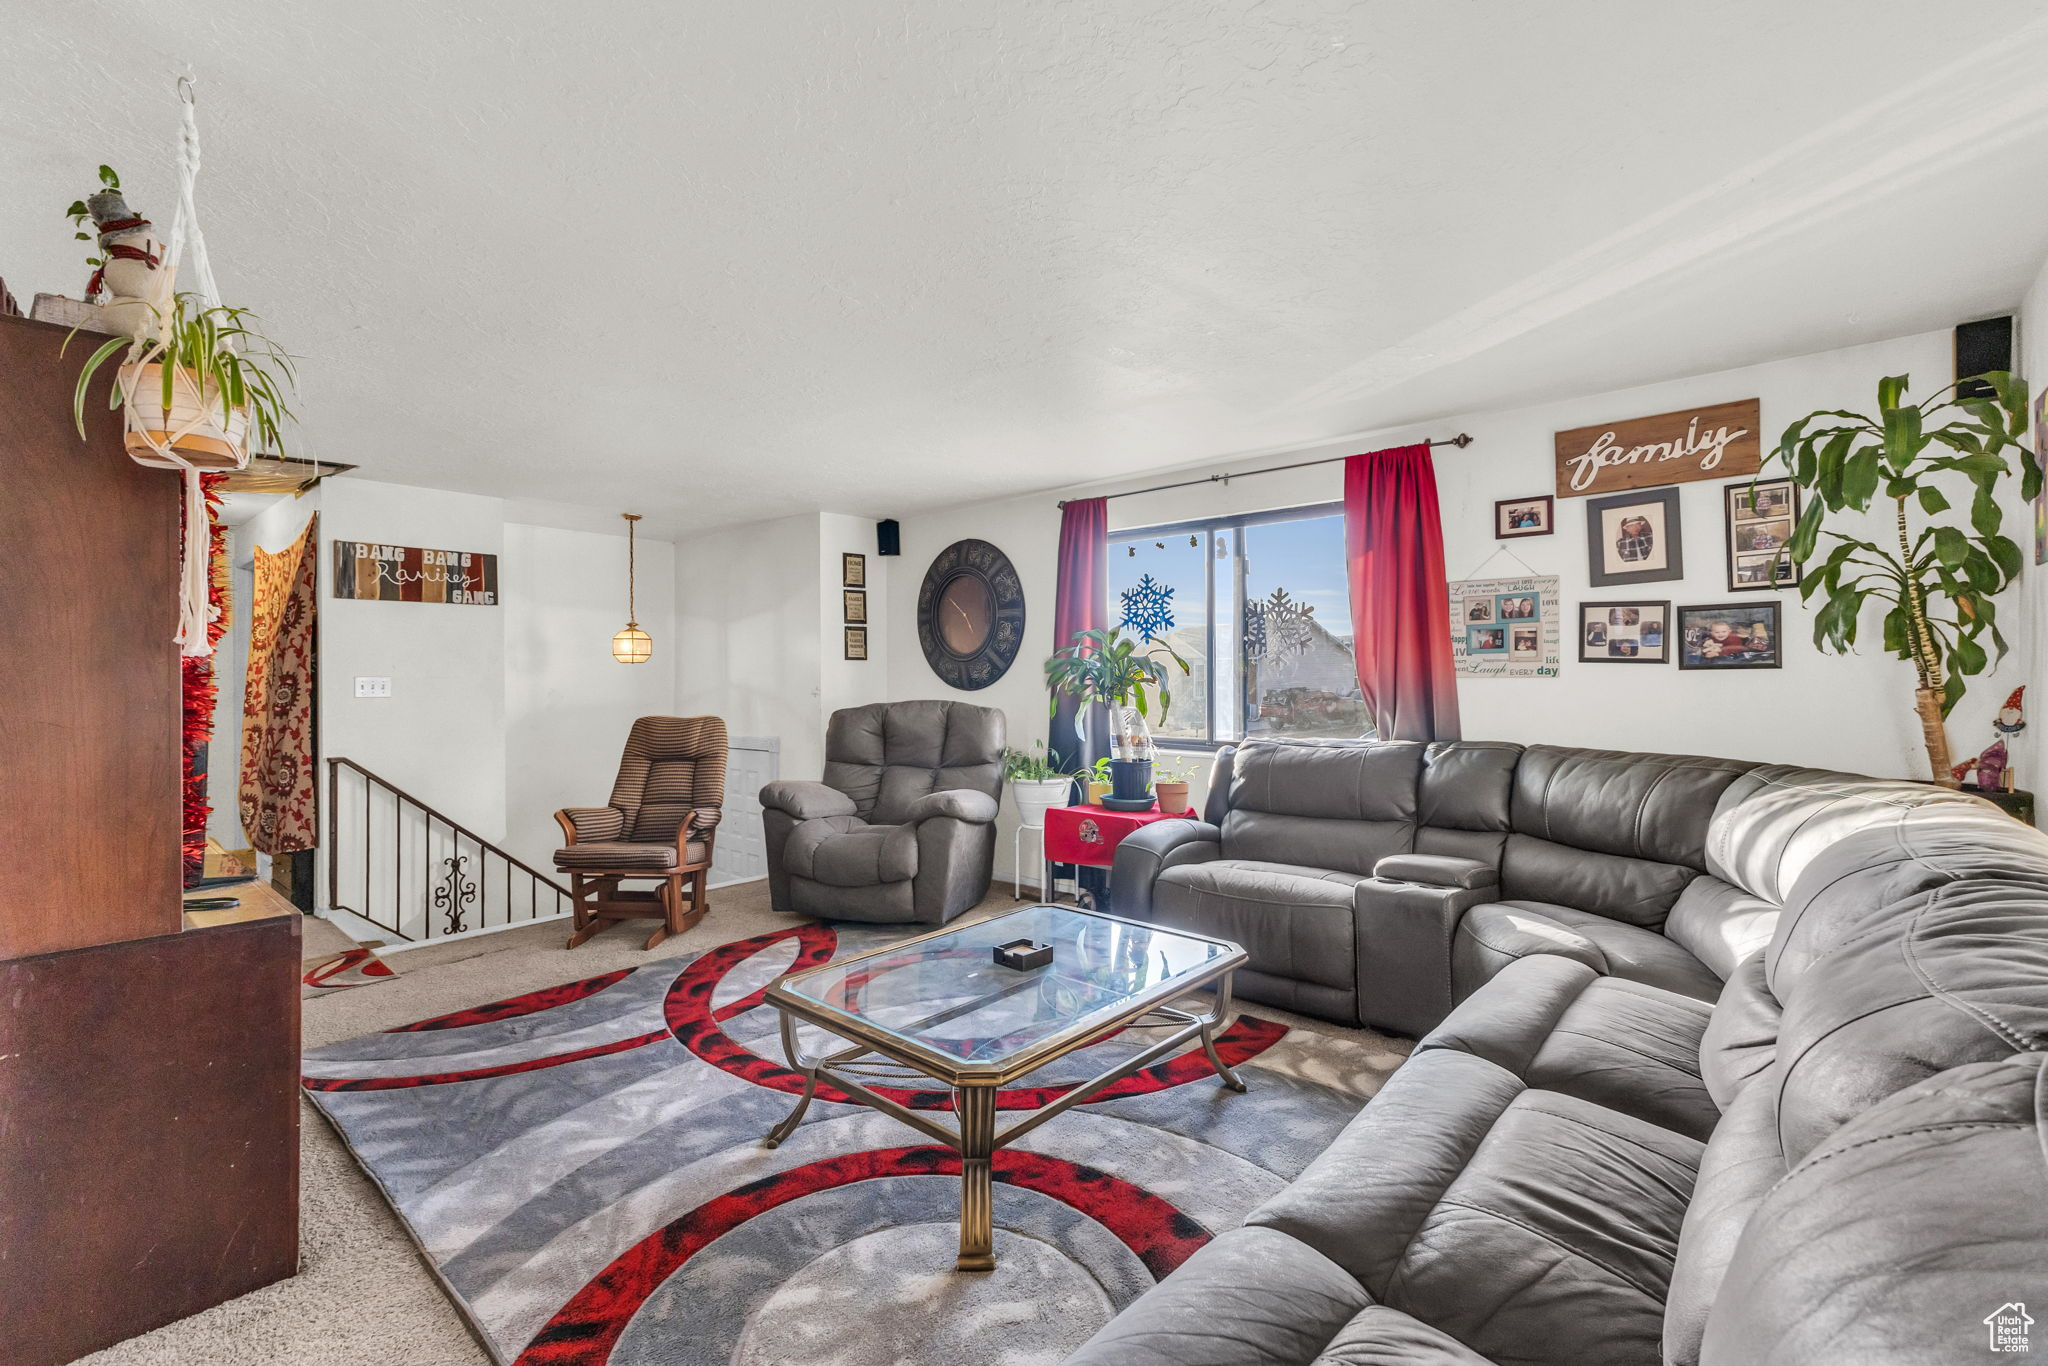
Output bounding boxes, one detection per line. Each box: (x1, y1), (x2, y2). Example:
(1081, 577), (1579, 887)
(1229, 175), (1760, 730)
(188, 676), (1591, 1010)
(761, 909), (1248, 1272)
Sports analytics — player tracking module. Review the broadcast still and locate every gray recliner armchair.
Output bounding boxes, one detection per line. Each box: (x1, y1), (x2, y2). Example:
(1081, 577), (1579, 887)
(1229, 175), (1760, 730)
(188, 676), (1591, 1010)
(760, 700), (1005, 924)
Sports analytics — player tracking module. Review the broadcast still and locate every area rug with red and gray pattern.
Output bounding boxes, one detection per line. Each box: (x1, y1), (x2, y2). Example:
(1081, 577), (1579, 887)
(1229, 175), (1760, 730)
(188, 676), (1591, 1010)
(302, 922), (1409, 1366)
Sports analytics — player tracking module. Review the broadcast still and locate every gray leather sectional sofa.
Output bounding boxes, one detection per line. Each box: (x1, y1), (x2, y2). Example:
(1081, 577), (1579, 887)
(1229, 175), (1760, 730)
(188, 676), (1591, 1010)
(1114, 741), (1782, 1035)
(1072, 741), (2048, 1364)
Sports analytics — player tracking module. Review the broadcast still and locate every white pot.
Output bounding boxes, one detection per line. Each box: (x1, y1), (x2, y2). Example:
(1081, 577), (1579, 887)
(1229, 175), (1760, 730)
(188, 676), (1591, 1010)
(117, 360), (249, 470)
(1009, 778), (1071, 829)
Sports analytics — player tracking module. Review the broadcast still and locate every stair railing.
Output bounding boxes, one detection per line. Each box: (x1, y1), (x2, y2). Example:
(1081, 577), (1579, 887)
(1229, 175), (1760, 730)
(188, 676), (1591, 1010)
(326, 756), (571, 943)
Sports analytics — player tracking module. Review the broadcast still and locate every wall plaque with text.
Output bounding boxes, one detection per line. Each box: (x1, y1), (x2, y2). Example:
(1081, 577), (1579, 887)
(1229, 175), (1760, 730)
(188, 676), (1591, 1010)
(331, 540), (499, 605)
(1554, 398), (1762, 497)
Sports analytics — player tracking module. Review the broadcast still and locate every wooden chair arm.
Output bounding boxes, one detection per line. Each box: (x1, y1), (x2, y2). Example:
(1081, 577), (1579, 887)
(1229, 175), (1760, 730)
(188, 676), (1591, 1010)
(675, 811), (720, 868)
(555, 809), (578, 846)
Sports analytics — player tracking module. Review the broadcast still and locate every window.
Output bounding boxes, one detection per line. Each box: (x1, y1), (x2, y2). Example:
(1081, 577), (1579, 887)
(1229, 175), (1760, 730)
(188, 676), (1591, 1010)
(1107, 504), (1368, 746)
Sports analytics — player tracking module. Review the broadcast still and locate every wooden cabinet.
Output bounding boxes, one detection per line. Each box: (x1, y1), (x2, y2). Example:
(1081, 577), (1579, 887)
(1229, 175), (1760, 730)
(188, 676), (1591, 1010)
(0, 314), (301, 1366)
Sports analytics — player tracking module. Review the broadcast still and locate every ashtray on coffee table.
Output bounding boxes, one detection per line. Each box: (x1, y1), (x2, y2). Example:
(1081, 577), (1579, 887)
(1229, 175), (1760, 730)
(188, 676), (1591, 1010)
(761, 903), (1248, 1272)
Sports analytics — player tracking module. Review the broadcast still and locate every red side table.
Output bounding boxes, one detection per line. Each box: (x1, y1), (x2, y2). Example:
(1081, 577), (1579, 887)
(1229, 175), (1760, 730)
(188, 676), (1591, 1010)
(1042, 803), (1195, 910)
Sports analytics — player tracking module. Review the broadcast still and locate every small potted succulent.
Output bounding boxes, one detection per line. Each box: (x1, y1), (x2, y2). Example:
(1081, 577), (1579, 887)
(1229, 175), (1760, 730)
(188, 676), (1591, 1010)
(1153, 754), (1203, 814)
(1002, 743), (1075, 827)
(1083, 756), (1114, 806)
(1045, 626), (1189, 810)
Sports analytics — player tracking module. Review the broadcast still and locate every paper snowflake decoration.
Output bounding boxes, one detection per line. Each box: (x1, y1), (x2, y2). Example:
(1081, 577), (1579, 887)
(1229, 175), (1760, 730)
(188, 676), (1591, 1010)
(1118, 574), (1176, 642)
(1258, 587), (1316, 665)
(1243, 601), (1268, 659)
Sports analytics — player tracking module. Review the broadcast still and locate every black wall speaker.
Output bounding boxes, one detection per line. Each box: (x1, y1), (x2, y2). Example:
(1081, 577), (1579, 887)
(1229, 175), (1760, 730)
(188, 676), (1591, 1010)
(877, 519), (901, 556)
(1955, 316), (2013, 400)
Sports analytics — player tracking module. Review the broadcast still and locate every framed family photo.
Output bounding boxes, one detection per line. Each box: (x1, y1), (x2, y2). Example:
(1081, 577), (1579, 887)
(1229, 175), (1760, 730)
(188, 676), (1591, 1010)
(1578, 600), (1669, 663)
(1449, 574), (1561, 678)
(1463, 593), (1541, 655)
(1495, 494), (1554, 539)
(1677, 602), (1781, 670)
(1585, 486), (1683, 587)
(1725, 478), (1801, 592)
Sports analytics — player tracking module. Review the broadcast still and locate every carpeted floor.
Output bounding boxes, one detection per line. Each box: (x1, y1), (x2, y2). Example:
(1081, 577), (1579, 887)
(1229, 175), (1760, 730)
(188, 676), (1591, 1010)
(78, 881), (1411, 1366)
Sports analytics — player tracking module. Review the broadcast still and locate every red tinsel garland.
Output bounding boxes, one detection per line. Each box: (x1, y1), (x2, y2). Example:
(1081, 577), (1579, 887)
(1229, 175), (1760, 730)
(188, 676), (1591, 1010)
(182, 472), (230, 884)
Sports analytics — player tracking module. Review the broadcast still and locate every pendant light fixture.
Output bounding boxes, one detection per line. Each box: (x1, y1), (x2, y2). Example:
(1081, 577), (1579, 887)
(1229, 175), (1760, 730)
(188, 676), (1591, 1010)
(611, 513), (652, 664)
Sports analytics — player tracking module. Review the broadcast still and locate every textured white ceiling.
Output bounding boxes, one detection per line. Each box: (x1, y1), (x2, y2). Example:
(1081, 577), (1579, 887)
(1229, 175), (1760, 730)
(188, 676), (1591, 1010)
(9, 2), (2048, 535)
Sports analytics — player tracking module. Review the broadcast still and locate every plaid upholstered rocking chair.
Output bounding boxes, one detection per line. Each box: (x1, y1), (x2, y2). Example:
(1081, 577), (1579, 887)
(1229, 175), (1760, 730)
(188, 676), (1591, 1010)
(553, 715), (727, 949)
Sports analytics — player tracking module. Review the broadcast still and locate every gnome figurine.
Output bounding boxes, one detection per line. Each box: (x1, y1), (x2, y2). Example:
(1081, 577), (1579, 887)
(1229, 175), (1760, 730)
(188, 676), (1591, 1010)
(1974, 687), (2026, 792)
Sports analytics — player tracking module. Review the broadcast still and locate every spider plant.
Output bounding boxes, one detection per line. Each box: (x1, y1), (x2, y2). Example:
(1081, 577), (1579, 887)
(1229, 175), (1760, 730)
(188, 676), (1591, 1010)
(1002, 743), (1080, 783)
(67, 291), (297, 456)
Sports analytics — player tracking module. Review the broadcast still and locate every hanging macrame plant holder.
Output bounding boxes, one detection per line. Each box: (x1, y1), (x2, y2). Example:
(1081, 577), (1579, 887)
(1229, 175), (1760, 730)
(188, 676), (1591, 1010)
(113, 79), (248, 657)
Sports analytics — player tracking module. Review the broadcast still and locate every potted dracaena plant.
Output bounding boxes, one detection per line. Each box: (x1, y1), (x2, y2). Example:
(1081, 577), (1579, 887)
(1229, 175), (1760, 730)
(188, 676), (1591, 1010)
(1044, 626), (1189, 809)
(1764, 370), (2036, 781)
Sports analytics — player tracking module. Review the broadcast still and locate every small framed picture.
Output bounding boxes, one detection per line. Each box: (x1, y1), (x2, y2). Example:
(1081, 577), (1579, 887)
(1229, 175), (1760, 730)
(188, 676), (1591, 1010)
(1725, 478), (1802, 592)
(1677, 601), (1781, 670)
(1463, 596), (1496, 624)
(1495, 494), (1555, 539)
(844, 626), (869, 660)
(1496, 592), (1540, 621)
(1578, 600), (1670, 663)
(842, 552), (867, 588)
(1586, 486), (1684, 587)
(843, 589), (868, 623)
(1467, 625), (1509, 654)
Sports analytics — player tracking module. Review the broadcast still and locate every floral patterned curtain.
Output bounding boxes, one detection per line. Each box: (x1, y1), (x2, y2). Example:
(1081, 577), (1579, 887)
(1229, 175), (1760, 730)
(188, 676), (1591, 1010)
(240, 514), (318, 854)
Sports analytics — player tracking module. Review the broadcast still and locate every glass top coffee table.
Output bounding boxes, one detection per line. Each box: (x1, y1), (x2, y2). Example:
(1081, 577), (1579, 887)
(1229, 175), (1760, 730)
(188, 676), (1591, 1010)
(762, 904), (1248, 1271)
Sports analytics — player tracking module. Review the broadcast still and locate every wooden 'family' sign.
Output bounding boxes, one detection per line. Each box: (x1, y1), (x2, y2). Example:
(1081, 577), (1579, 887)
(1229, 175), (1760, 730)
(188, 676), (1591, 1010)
(332, 540), (499, 605)
(1555, 398), (1761, 497)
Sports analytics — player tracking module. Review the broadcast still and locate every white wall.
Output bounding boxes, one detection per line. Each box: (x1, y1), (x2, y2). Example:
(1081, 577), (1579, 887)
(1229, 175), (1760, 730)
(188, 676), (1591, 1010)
(2016, 256), (2048, 795)
(502, 523), (678, 874)
(320, 481), (509, 835)
(819, 511), (890, 732)
(676, 512), (827, 779)
(676, 511), (893, 789)
(880, 326), (2036, 880)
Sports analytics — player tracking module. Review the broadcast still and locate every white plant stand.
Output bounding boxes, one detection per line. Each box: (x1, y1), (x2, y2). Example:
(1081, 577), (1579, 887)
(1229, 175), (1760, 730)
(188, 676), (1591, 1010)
(1014, 823), (1048, 900)
(1007, 777), (1070, 902)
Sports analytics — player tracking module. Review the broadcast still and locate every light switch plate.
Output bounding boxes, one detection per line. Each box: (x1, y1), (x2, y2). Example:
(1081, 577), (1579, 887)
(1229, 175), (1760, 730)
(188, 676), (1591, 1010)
(355, 676), (392, 698)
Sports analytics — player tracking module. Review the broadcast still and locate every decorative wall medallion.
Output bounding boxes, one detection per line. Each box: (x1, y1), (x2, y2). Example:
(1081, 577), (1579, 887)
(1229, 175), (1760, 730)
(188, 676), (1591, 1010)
(918, 539), (1025, 690)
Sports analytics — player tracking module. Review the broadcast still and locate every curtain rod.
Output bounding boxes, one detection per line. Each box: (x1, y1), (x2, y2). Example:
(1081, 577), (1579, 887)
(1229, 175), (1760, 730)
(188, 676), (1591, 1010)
(1057, 434), (1474, 508)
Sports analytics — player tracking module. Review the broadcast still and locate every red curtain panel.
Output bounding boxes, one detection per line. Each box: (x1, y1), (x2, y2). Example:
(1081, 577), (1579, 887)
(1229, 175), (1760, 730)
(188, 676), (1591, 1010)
(1344, 444), (1461, 741)
(240, 514), (319, 854)
(1050, 497), (1108, 772)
